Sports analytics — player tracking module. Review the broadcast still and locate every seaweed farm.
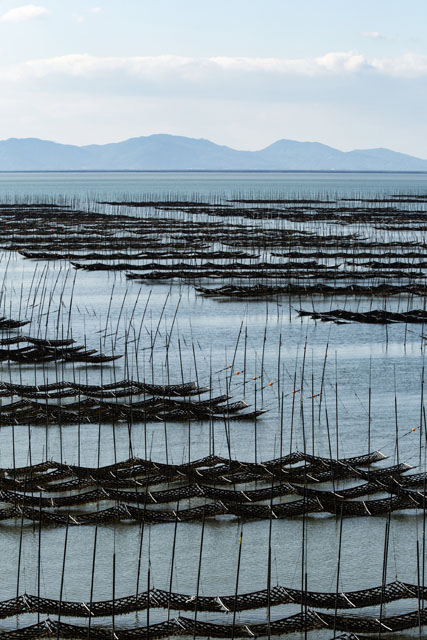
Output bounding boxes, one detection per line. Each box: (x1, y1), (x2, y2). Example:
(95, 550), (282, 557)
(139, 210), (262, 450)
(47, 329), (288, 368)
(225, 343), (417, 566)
(1, 171), (427, 640)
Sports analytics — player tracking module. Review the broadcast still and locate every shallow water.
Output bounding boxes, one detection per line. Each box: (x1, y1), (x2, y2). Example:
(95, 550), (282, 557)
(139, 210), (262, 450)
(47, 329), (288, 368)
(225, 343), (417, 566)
(0, 172), (426, 639)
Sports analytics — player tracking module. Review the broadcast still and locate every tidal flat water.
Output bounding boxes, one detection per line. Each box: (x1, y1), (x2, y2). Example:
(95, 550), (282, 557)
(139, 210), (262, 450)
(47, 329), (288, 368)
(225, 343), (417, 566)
(0, 171), (426, 639)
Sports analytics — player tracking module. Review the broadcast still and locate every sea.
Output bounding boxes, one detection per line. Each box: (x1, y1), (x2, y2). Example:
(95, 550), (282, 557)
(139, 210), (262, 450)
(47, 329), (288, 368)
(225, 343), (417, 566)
(0, 171), (426, 638)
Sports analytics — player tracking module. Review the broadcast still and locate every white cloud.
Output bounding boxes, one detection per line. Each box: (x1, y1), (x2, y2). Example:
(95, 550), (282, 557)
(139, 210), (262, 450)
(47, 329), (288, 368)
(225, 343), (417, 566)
(362, 31), (396, 41)
(1, 52), (427, 85)
(72, 13), (85, 24)
(73, 7), (102, 22)
(372, 52), (427, 77)
(0, 4), (49, 23)
(362, 31), (383, 39)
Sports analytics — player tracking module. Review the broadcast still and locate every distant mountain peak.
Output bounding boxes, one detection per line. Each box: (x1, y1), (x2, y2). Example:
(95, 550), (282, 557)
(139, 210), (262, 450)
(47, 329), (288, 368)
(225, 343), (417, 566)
(0, 135), (425, 171)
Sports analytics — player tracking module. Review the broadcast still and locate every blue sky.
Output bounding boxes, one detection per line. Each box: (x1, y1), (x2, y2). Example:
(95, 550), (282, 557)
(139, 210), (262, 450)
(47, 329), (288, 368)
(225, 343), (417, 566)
(0, 0), (426, 155)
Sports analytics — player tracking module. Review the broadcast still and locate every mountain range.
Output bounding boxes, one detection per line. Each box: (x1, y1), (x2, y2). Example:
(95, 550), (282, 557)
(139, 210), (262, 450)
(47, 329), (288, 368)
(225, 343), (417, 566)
(0, 135), (426, 171)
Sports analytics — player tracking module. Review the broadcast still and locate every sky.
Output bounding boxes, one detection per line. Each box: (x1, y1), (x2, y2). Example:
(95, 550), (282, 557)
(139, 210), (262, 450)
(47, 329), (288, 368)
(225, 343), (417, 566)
(0, 0), (426, 156)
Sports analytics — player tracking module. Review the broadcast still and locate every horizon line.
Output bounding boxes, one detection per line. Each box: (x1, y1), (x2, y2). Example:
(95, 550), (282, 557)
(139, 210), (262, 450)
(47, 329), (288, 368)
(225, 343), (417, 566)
(0, 169), (427, 175)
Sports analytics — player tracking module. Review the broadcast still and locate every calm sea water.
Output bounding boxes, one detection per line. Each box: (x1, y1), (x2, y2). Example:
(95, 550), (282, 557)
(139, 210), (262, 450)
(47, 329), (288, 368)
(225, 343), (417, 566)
(0, 170), (426, 200)
(0, 172), (426, 638)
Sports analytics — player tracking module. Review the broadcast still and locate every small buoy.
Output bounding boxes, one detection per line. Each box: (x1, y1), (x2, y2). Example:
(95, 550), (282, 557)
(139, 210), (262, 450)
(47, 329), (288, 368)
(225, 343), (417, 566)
(252, 376), (257, 380)
(412, 427), (417, 432)
(236, 371), (240, 375)
(268, 382), (273, 386)
(225, 366), (230, 370)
